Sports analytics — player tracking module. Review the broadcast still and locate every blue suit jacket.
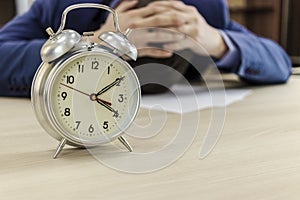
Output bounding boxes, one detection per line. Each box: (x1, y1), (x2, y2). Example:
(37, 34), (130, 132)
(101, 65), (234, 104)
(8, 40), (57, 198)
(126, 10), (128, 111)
(0, 0), (292, 97)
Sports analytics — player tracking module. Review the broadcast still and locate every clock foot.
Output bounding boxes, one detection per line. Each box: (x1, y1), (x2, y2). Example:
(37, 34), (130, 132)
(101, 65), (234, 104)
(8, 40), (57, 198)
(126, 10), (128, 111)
(118, 136), (133, 152)
(53, 139), (67, 159)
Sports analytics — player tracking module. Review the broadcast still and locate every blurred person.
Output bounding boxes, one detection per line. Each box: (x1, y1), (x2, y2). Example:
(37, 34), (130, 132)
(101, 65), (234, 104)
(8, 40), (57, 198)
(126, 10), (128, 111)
(0, 0), (292, 97)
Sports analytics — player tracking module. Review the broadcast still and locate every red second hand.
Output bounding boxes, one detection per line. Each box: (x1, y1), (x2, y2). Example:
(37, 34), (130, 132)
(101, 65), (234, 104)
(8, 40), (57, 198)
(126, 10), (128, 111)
(60, 83), (112, 106)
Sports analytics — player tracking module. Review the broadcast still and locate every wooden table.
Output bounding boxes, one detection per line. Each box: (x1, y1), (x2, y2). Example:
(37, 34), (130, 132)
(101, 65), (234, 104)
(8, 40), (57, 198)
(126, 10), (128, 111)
(1, 76), (300, 200)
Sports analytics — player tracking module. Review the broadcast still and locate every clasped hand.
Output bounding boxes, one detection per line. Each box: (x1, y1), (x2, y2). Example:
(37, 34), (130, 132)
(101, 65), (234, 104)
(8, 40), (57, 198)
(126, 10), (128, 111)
(92, 0), (227, 59)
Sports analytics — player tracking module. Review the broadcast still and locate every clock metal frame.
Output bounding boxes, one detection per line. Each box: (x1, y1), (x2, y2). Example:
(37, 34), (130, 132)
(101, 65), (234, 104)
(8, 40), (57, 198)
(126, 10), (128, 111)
(31, 4), (140, 158)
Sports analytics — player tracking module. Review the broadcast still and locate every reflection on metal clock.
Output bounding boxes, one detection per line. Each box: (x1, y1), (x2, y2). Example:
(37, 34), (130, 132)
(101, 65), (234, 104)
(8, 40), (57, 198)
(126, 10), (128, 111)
(31, 3), (140, 158)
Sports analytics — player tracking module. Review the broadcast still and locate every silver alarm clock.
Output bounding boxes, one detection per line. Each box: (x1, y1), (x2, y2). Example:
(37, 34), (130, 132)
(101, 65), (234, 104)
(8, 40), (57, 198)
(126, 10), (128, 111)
(31, 4), (141, 159)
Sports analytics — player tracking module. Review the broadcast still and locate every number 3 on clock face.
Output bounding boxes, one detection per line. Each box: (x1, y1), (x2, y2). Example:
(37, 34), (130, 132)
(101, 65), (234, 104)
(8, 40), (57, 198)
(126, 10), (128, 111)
(46, 52), (140, 146)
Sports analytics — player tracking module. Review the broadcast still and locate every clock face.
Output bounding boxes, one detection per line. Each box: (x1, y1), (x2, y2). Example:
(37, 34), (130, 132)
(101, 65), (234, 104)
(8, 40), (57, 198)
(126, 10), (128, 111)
(45, 51), (140, 145)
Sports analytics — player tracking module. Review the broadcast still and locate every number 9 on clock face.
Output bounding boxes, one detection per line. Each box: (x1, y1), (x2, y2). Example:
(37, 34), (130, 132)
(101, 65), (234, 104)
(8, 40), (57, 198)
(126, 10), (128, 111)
(46, 51), (141, 146)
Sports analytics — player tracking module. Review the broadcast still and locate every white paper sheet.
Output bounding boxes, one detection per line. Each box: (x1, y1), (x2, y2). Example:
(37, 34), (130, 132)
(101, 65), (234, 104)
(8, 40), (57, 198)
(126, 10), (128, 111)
(141, 84), (252, 114)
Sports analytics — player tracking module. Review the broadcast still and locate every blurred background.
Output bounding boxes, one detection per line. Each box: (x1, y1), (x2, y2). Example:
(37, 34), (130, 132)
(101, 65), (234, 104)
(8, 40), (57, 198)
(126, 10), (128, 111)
(0, 0), (299, 66)
(228, 0), (300, 66)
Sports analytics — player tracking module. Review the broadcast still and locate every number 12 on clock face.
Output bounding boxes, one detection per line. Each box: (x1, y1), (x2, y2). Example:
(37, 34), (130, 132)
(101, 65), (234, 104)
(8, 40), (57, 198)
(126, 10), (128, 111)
(48, 52), (140, 148)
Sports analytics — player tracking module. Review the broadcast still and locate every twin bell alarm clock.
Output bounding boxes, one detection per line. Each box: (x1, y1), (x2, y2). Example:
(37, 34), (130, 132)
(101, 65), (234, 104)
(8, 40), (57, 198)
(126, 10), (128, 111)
(31, 4), (141, 159)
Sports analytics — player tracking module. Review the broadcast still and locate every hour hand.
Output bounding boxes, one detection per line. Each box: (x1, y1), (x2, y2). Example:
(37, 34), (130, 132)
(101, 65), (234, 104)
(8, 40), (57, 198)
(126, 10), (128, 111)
(96, 99), (119, 118)
(97, 76), (125, 96)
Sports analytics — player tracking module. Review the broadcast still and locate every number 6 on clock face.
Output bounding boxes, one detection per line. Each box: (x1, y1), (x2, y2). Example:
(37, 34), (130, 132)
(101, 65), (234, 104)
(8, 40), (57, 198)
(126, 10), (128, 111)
(47, 52), (140, 146)
(31, 3), (140, 159)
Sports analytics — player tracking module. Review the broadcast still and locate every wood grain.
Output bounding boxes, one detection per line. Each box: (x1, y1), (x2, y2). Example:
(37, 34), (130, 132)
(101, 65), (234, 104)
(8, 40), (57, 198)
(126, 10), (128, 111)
(1, 77), (300, 200)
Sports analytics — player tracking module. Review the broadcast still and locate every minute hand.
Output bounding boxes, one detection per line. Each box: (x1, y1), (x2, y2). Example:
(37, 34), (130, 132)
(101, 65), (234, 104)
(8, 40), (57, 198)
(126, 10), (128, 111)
(96, 99), (119, 118)
(97, 76), (125, 96)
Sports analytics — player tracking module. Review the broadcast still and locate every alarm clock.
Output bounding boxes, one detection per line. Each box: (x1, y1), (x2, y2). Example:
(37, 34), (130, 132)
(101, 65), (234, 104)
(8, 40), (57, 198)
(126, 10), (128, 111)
(31, 4), (141, 159)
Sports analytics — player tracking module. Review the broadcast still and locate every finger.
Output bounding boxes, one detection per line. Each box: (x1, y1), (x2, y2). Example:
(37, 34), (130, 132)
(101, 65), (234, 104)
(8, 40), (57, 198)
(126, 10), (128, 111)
(130, 28), (185, 43)
(128, 4), (169, 17)
(116, 0), (138, 12)
(148, 2), (199, 23)
(163, 39), (190, 52)
(163, 36), (206, 55)
(138, 48), (173, 58)
(145, 28), (186, 43)
(132, 11), (186, 28)
(175, 23), (199, 39)
(148, 0), (188, 12)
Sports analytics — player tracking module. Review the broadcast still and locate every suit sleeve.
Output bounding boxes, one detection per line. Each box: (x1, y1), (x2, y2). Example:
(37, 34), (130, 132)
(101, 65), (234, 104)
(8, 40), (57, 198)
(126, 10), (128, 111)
(0, 0), (112, 97)
(223, 21), (292, 84)
(0, 0), (53, 97)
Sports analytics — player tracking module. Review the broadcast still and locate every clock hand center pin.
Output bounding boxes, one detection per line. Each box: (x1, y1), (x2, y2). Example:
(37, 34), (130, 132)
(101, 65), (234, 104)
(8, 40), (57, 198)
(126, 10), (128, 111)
(60, 82), (112, 106)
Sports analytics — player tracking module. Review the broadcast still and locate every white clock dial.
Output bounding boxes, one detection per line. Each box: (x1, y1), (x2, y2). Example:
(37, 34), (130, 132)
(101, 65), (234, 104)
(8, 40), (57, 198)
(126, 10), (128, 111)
(46, 52), (140, 145)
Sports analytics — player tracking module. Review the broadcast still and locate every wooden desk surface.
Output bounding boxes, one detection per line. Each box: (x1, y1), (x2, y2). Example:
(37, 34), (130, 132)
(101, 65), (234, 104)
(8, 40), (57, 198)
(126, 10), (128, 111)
(1, 76), (300, 200)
